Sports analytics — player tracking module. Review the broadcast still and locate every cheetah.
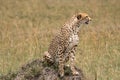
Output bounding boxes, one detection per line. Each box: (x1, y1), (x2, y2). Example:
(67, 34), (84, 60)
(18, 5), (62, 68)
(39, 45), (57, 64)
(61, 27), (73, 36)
(43, 13), (92, 77)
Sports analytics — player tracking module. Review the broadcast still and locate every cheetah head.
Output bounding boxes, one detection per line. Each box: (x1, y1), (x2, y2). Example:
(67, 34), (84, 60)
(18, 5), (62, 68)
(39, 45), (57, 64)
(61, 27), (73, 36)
(76, 13), (92, 24)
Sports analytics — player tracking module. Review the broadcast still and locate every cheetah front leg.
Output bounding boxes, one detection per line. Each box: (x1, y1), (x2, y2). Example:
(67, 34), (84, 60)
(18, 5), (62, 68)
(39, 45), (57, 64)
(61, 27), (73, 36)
(69, 47), (79, 75)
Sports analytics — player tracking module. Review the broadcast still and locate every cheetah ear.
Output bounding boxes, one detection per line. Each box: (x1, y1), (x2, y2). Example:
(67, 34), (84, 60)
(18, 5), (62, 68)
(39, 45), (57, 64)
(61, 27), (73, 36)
(77, 14), (82, 20)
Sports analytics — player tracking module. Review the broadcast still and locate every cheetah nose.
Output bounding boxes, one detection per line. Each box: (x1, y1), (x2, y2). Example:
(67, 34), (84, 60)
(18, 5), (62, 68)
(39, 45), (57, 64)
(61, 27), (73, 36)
(89, 18), (92, 21)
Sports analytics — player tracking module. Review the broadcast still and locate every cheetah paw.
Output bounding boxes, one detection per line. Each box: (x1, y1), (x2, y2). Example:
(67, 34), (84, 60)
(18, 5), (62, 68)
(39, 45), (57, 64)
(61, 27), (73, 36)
(66, 64), (70, 67)
(72, 71), (79, 75)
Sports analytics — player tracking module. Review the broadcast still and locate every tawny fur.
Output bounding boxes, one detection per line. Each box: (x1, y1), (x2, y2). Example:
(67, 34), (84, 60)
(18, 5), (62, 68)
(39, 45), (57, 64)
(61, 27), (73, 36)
(43, 13), (91, 77)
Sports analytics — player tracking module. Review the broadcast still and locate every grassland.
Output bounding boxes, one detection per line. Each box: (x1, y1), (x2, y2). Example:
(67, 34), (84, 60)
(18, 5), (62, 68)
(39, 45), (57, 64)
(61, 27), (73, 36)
(0, 0), (120, 80)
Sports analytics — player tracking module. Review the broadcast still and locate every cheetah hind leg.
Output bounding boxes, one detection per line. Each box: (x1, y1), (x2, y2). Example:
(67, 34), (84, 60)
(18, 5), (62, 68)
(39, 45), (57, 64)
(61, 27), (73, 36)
(43, 51), (53, 63)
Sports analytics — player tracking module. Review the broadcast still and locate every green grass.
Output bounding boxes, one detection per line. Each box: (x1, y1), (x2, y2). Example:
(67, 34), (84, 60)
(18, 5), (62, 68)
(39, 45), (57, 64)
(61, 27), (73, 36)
(0, 0), (120, 80)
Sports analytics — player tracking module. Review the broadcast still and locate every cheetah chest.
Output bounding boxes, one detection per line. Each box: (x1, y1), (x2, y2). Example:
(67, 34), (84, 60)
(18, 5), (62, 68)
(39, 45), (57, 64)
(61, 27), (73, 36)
(68, 34), (79, 49)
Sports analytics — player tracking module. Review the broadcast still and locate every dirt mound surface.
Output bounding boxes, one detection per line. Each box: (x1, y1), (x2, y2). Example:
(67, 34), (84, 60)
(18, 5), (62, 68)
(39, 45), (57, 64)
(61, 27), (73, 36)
(0, 59), (86, 80)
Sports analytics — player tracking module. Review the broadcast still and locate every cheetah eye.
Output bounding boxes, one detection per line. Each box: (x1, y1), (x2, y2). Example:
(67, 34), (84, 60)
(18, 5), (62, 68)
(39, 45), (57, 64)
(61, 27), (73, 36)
(86, 16), (88, 18)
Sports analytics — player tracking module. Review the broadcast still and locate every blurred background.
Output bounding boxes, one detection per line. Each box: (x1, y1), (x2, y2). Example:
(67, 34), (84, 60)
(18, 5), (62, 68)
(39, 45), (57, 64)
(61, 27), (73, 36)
(0, 0), (120, 80)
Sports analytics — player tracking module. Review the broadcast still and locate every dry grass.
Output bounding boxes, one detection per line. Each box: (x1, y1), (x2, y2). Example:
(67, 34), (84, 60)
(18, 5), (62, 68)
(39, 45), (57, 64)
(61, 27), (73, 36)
(0, 0), (120, 80)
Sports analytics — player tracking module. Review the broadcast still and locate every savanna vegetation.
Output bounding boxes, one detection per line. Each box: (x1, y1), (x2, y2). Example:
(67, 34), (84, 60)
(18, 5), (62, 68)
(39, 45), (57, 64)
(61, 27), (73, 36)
(0, 0), (120, 80)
